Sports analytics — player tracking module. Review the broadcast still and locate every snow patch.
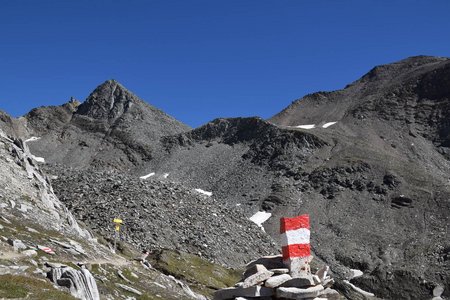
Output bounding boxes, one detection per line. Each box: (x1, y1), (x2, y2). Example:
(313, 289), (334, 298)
(349, 269), (364, 280)
(249, 211), (272, 232)
(31, 155), (45, 163)
(140, 172), (155, 180)
(163, 173), (169, 179)
(295, 124), (315, 129)
(194, 189), (212, 197)
(322, 121), (337, 128)
(25, 136), (41, 143)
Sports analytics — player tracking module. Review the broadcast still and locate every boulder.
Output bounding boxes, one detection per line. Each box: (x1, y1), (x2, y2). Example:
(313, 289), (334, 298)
(242, 268), (274, 288)
(243, 264), (268, 279)
(7, 239), (27, 251)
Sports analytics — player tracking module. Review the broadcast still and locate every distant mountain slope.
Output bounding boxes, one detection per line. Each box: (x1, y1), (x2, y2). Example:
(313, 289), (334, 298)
(270, 56), (450, 151)
(22, 80), (191, 169)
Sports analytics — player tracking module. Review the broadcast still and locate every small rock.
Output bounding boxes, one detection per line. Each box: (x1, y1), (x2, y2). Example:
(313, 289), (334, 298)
(7, 239), (27, 251)
(242, 269), (274, 288)
(21, 249), (38, 257)
(315, 265), (329, 282)
(26, 227), (39, 233)
(46, 262), (67, 268)
(246, 255), (284, 270)
(243, 264), (268, 279)
(116, 283), (142, 296)
(323, 278), (334, 288)
(312, 275), (321, 285)
(433, 285), (444, 297)
(318, 288), (340, 300)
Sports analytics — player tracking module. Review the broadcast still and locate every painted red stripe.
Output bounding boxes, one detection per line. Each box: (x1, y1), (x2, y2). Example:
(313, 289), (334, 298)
(280, 215), (309, 233)
(282, 243), (311, 259)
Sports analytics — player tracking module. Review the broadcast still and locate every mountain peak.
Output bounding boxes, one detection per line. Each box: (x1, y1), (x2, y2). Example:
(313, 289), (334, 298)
(76, 80), (138, 120)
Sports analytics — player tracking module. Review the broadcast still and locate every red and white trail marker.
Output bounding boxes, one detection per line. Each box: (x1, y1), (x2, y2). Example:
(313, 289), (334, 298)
(280, 214), (312, 277)
(37, 245), (55, 255)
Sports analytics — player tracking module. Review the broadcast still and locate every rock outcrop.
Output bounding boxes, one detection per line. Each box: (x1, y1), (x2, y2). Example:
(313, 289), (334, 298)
(47, 263), (100, 300)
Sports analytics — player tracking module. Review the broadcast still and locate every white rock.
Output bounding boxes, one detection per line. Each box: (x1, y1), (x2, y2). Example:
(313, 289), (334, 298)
(21, 249), (38, 257)
(433, 285), (444, 297)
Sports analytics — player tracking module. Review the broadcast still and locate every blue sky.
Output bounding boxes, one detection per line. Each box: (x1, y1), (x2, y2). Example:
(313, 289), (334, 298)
(0, 1), (449, 127)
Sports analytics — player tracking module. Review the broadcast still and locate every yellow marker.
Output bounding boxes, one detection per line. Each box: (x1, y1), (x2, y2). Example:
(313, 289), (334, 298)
(113, 218), (123, 232)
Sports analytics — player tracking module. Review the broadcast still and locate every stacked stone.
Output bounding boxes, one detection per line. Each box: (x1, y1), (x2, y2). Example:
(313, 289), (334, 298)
(214, 215), (340, 300)
(214, 254), (339, 300)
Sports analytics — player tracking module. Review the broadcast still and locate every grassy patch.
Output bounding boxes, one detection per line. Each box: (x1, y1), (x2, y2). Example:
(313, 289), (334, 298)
(153, 250), (241, 296)
(0, 274), (76, 300)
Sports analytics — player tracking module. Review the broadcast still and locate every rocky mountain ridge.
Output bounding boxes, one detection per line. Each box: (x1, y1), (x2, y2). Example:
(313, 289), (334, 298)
(1, 55), (449, 299)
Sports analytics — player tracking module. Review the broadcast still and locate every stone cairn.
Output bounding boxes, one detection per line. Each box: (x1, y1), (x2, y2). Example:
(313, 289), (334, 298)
(214, 214), (339, 300)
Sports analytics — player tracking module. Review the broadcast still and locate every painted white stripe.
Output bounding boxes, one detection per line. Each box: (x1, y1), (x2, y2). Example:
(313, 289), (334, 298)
(280, 228), (310, 247)
(322, 121), (337, 128)
(295, 124), (315, 129)
(140, 172), (155, 180)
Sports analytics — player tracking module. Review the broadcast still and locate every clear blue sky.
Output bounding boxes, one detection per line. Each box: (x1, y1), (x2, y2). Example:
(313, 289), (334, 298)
(0, 1), (449, 128)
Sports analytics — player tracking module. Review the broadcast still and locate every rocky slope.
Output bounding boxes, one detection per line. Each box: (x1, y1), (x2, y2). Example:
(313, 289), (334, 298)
(1, 55), (449, 299)
(50, 167), (278, 268)
(0, 129), (237, 299)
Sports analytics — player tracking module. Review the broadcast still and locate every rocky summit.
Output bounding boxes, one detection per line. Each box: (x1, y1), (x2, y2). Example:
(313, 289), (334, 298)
(0, 55), (449, 299)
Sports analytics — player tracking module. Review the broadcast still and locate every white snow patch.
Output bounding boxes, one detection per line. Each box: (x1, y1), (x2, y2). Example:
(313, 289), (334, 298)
(295, 124), (315, 129)
(140, 172), (155, 180)
(249, 211), (272, 232)
(163, 173), (169, 179)
(31, 155), (45, 163)
(350, 269), (364, 280)
(25, 136), (41, 143)
(194, 189), (212, 197)
(322, 121), (337, 128)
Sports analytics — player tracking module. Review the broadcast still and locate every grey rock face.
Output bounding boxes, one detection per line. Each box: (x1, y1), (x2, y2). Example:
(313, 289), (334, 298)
(0, 129), (91, 239)
(48, 265), (99, 300)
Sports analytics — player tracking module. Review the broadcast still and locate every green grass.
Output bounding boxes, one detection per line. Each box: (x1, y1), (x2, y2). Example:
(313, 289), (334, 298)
(153, 250), (241, 296)
(0, 274), (77, 300)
